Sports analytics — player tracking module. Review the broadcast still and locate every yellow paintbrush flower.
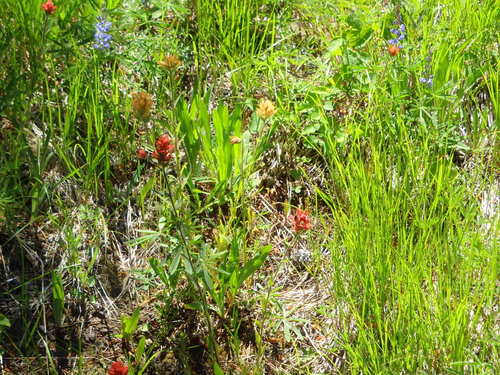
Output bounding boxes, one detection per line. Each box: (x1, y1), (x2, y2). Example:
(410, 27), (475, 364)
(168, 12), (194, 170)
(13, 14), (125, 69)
(256, 99), (277, 120)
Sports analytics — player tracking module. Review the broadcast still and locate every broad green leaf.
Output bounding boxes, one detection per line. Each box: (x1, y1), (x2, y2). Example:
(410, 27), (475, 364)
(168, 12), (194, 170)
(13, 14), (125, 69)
(328, 38), (344, 57)
(122, 309), (140, 338)
(135, 336), (146, 362)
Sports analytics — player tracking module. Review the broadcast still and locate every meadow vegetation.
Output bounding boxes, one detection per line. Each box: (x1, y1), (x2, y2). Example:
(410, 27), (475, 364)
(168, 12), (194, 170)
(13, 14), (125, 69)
(0, 0), (498, 374)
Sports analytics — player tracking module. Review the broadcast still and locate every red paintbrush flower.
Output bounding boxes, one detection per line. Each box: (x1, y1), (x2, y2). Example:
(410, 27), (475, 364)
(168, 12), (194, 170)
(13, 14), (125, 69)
(152, 134), (175, 162)
(155, 134), (172, 151)
(387, 45), (400, 56)
(136, 148), (148, 159)
(108, 361), (128, 375)
(290, 208), (311, 232)
(41, 0), (57, 14)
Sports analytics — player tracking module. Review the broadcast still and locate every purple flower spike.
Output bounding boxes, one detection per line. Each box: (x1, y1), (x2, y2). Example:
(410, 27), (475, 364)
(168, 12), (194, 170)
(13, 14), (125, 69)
(388, 19), (406, 48)
(93, 16), (112, 50)
(420, 75), (433, 87)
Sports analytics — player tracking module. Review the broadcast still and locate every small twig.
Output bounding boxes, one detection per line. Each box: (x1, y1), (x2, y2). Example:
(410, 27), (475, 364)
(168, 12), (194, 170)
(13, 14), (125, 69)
(301, 323), (338, 370)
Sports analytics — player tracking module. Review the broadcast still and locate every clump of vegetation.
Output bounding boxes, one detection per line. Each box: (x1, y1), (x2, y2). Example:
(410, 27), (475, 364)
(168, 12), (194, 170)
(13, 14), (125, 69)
(0, 0), (498, 374)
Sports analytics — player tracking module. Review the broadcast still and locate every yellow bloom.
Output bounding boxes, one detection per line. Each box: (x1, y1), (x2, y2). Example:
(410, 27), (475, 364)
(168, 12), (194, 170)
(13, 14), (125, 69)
(256, 99), (277, 120)
(157, 55), (181, 70)
(131, 91), (153, 120)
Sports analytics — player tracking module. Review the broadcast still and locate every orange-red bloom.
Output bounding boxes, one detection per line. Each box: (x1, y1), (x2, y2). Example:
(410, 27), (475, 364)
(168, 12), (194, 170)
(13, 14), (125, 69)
(108, 361), (128, 375)
(136, 148), (148, 159)
(290, 209), (311, 232)
(387, 45), (400, 56)
(41, 0), (57, 14)
(152, 134), (175, 162)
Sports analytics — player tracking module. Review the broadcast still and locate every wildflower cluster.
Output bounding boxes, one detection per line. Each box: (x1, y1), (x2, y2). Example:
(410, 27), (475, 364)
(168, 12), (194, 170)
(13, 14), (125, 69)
(152, 134), (175, 162)
(93, 16), (112, 50)
(256, 99), (277, 120)
(136, 134), (175, 162)
(41, 0), (57, 14)
(108, 361), (128, 375)
(131, 92), (153, 120)
(419, 75), (434, 87)
(388, 23), (406, 48)
(157, 55), (182, 70)
(387, 21), (406, 56)
(290, 208), (311, 232)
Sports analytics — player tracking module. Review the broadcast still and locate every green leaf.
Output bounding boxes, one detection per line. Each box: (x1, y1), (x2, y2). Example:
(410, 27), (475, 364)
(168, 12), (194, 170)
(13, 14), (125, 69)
(135, 336), (146, 363)
(168, 251), (182, 289)
(0, 313), (11, 328)
(229, 270), (239, 291)
(355, 27), (373, 48)
(149, 258), (169, 286)
(302, 123), (321, 135)
(184, 302), (203, 311)
(346, 13), (362, 30)
(213, 362), (226, 375)
(237, 245), (271, 288)
(328, 38), (344, 57)
(183, 256), (194, 276)
(202, 265), (214, 292)
(122, 309), (140, 339)
(52, 271), (65, 326)
(139, 176), (156, 211)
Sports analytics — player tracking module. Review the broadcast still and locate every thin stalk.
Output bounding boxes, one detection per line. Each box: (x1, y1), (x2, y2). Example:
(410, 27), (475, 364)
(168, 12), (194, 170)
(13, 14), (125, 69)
(162, 168), (220, 363)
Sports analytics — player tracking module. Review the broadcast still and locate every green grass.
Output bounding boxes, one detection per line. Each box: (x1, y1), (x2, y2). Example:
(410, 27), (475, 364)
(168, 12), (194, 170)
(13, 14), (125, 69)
(0, 0), (498, 374)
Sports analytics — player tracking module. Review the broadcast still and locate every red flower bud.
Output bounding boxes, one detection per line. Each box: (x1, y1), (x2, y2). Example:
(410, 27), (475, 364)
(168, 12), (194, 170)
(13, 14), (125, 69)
(152, 134), (175, 163)
(136, 148), (148, 159)
(108, 361), (128, 375)
(155, 134), (171, 151)
(41, 0), (57, 14)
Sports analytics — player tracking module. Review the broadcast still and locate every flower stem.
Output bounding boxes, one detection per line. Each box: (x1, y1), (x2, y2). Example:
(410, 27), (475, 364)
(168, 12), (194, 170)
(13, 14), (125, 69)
(162, 168), (219, 363)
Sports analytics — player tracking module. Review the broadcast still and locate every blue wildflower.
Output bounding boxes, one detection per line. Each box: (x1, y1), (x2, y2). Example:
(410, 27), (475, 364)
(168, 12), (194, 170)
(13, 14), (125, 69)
(419, 75), (433, 87)
(93, 16), (112, 49)
(388, 22), (406, 48)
